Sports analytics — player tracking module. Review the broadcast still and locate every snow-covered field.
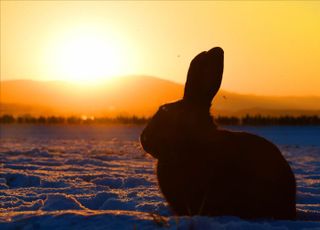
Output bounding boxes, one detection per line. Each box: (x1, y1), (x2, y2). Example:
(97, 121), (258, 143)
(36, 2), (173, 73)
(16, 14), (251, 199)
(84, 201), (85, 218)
(0, 124), (320, 229)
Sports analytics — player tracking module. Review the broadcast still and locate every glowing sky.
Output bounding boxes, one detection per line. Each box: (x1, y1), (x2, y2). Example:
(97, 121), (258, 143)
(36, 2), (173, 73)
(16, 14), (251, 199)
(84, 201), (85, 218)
(1, 1), (320, 96)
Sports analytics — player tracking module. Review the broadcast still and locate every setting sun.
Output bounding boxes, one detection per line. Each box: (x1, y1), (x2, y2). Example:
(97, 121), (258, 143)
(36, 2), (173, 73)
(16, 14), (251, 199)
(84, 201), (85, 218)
(48, 27), (129, 83)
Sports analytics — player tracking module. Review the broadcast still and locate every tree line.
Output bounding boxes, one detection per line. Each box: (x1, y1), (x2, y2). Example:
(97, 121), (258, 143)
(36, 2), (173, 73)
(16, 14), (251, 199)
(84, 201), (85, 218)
(215, 115), (320, 126)
(1, 114), (320, 126)
(0, 114), (148, 125)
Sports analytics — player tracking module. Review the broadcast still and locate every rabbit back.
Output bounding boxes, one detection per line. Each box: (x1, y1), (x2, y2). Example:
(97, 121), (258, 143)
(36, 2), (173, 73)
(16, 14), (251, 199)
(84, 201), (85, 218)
(156, 129), (296, 219)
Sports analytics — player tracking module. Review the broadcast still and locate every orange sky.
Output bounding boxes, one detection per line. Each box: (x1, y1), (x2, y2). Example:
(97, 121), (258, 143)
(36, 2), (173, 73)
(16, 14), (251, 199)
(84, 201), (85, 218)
(1, 1), (320, 96)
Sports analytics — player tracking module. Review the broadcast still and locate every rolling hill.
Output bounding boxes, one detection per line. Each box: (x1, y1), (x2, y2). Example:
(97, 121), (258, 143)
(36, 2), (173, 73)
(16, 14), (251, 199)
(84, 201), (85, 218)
(1, 76), (320, 117)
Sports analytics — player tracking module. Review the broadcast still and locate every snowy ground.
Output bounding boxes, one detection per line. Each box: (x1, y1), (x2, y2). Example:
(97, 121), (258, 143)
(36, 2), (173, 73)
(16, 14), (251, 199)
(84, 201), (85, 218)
(0, 124), (320, 229)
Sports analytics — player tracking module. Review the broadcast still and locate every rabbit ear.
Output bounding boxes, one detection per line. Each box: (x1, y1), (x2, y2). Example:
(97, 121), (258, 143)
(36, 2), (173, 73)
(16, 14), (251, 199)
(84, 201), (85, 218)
(183, 47), (224, 107)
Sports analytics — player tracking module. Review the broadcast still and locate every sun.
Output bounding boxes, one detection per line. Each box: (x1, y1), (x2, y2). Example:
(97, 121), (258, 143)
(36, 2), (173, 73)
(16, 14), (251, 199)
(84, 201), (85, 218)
(58, 36), (122, 82)
(49, 27), (130, 83)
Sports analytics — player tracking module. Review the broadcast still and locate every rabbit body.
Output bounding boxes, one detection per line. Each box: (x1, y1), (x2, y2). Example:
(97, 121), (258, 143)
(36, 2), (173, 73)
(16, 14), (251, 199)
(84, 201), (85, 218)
(140, 47), (296, 220)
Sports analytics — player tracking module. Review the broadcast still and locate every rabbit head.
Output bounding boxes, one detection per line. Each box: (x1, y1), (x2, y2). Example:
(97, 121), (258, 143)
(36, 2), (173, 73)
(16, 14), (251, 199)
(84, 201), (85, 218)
(140, 47), (224, 159)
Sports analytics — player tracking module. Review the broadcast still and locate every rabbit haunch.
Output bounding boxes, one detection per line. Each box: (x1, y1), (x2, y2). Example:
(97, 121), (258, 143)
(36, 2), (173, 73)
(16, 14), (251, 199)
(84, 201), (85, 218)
(140, 47), (296, 220)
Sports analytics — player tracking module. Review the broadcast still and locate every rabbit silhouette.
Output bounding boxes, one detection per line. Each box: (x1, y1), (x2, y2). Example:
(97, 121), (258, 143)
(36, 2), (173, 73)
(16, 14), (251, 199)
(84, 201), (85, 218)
(140, 47), (296, 220)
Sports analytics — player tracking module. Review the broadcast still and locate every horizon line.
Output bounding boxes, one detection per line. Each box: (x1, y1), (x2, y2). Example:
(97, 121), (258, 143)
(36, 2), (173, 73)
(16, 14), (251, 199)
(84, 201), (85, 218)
(1, 77), (320, 98)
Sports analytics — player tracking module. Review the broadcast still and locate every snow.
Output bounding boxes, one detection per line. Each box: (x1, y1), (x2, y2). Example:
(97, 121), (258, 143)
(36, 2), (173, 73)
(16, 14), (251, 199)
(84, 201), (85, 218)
(0, 124), (320, 229)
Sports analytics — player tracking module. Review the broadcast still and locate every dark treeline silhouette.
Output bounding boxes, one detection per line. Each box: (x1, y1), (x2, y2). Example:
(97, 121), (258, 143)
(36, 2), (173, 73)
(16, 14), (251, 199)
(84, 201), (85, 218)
(0, 114), (148, 125)
(241, 114), (320, 126)
(215, 115), (320, 126)
(0, 114), (319, 125)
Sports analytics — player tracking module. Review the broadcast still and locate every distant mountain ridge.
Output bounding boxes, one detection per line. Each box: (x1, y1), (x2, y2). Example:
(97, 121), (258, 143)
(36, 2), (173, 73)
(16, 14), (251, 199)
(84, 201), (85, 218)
(1, 76), (320, 117)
